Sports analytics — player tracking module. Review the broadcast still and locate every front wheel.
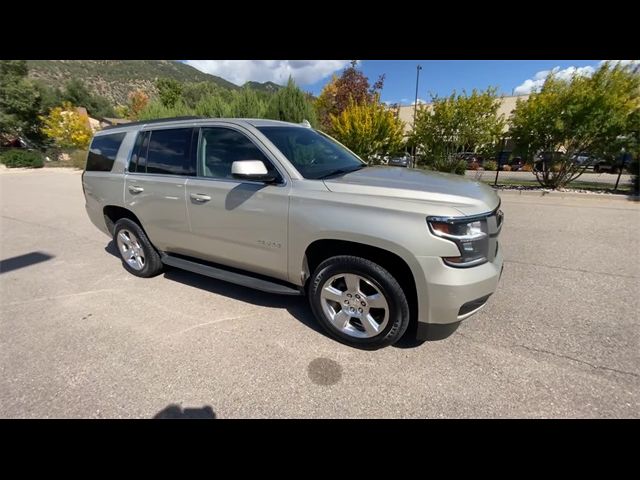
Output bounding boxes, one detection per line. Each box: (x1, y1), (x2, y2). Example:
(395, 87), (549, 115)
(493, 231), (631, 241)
(308, 255), (410, 349)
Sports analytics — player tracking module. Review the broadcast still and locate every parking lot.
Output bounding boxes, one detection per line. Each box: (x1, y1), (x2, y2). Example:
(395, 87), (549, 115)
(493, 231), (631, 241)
(1, 168), (638, 418)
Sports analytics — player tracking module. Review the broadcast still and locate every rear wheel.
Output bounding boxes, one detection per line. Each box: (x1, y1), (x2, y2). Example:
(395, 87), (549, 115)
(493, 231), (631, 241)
(308, 255), (410, 349)
(113, 218), (163, 278)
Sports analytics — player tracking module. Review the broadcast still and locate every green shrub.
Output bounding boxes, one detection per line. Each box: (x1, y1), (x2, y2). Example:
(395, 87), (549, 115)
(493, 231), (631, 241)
(424, 157), (467, 175)
(0, 149), (44, 168)
(483, 160), (497, 171)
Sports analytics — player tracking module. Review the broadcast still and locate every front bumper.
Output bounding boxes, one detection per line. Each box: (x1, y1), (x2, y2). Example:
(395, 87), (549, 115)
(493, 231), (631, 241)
(414, 244), (503, 340)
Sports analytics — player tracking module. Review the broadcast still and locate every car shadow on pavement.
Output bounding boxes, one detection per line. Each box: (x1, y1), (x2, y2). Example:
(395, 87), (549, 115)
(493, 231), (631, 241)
(104, 241), (427, 349)
(154, 404), (216, 419)
(162, 266), (325, 336)
(105, 241), (322, 335)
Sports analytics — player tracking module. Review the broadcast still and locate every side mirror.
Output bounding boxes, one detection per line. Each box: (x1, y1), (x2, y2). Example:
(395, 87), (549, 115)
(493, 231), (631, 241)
(231, 160), (277, 183)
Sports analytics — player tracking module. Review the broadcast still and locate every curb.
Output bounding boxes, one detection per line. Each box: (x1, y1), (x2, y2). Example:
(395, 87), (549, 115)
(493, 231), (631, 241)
(496, 189), (639, 202)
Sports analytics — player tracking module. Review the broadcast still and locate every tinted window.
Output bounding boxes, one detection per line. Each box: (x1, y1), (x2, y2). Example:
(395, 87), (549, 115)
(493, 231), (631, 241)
(86, 133), (126, 172)
(199, 127), (279, 180)
(256, 127), (364, 179)
(146, 128), (195, 176)
(128, 131), (150, 173)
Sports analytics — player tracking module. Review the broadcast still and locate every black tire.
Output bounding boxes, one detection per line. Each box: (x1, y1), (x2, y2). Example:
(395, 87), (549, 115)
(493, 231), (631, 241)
(308, 255), (410, 350)
(113, 218), (163, 278)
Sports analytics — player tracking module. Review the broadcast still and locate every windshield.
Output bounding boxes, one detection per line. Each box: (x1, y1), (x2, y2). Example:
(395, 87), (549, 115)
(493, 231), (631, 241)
(256, 126), (365, 179)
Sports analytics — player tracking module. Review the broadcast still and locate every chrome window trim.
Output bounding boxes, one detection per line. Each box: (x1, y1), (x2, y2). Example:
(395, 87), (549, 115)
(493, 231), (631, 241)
(123, 125), (289, 188)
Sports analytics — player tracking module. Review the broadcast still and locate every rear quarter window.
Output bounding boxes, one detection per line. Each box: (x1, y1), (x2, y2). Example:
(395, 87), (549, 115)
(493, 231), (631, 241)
(86, 133), (127, 172)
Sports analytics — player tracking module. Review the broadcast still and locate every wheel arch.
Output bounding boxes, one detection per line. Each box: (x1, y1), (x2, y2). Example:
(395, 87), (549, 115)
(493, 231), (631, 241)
(103, 205), (144, 236)
(303, 238), (419, 331)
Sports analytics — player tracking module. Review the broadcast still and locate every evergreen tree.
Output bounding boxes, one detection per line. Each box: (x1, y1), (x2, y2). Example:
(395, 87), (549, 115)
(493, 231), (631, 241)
(230, 88), (267, 118)
(266, 77), (317, 126)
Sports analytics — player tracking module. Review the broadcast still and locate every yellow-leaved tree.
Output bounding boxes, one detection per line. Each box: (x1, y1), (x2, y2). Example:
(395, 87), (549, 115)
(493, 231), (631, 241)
(40, 102), (93, 149)
(330, 97), (405, 162)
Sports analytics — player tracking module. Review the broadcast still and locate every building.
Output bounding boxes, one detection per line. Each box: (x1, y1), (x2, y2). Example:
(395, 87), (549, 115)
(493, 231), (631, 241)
(395, 94), (530, 134)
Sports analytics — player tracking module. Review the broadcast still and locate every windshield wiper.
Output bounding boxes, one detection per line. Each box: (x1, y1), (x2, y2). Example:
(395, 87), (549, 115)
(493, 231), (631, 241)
(317, 164), (367, 180)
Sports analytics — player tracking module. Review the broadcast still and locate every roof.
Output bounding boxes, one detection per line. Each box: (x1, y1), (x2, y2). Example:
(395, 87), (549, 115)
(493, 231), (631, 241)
(98, 117), (309, 135)
(101, 117), (132, 125)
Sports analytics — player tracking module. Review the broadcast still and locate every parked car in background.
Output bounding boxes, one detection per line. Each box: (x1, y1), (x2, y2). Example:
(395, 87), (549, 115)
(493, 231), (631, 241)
(533, 151), (565, 172)
(457, 152), (484, 168)
(82, 117), (504, 350)
(387, 156), (411, 167)
(593, 152), (633, 174)
(508, 157), (525, 171)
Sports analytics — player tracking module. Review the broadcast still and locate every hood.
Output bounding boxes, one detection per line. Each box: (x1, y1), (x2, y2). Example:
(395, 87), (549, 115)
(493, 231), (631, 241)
(323, 166), (499, 216)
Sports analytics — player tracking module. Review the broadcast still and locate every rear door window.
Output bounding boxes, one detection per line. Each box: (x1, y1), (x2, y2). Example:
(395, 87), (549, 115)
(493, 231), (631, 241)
(145, 128), (196, 176)
(86, 132), (126, 172)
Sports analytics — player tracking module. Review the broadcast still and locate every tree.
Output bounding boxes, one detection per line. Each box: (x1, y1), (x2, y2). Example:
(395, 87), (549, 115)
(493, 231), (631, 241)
(127, 89), (149, 119)
(156, 78), (183, 108)
(40, 101), (93, 149)
(137, 98), (193, 120)
(316, 61), (384, 131)
(329, 97), (405, 161)
(181, 82), (219, 108)
(0, 60), (43, 143)
(62, 78), (114, 118)
(230, 88), (267, 118)
(194, 94), (232, 118)
(509, 61), (640, 189)
(33, 80), (63, 113)
(411, 87), (506, 174)
(266, 77), (317, 125)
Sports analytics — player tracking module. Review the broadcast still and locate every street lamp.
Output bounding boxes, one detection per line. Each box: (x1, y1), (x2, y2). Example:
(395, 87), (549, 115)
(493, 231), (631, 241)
(413, 64), (422, 128)
(412, 64), (422, 162)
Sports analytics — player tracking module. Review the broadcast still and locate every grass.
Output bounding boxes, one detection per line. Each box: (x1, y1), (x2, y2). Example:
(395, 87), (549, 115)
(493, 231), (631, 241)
(44, 150), (87, 170)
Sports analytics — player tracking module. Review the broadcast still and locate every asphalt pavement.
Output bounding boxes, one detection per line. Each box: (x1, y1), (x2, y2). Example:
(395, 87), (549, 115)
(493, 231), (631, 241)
(1, 168), (638, 418)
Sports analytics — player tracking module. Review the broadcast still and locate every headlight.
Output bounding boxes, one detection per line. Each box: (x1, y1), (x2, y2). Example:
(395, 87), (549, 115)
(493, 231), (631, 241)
(427, 217), (489, 267)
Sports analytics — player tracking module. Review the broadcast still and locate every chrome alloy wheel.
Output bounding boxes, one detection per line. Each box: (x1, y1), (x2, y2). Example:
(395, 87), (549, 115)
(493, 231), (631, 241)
(116, 229), (145, 271)
(319, 273), (390, 338)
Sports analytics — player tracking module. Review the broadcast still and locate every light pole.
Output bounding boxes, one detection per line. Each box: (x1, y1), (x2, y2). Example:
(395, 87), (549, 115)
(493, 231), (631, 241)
(413, 64), (422, 162)
(413, 64), (422, 128)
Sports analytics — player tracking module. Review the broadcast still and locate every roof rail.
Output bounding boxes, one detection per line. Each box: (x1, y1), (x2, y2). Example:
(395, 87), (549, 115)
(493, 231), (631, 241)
(101, 116), (205, 130)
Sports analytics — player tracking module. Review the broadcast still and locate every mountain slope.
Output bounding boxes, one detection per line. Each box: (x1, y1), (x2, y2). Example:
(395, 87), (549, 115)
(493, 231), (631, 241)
(27, 60), (282, 105)
(243, 81), (283, 93)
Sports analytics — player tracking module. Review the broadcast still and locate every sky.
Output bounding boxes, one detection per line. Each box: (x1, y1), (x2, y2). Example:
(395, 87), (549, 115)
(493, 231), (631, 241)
(182, 60), (638, 105)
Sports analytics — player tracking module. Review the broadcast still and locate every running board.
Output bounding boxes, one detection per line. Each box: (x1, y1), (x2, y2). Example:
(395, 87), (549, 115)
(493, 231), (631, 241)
(160, 254), (302, 296)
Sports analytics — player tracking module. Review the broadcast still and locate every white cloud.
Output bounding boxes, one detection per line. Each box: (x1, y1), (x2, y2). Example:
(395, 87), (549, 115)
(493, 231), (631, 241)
(513, 65), (596, 95)
(513, 60), (640, 95)
(183, 60), (351, 86)
(397, 98), (426, 106)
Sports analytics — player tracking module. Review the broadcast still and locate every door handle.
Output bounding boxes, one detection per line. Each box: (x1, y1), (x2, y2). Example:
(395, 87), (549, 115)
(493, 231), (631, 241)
(129, 185), (144, 194)
(190, 193), (211, 202)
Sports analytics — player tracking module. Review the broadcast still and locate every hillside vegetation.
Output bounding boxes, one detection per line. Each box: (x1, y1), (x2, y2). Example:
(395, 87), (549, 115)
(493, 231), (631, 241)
(27, 60), (280, 105)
